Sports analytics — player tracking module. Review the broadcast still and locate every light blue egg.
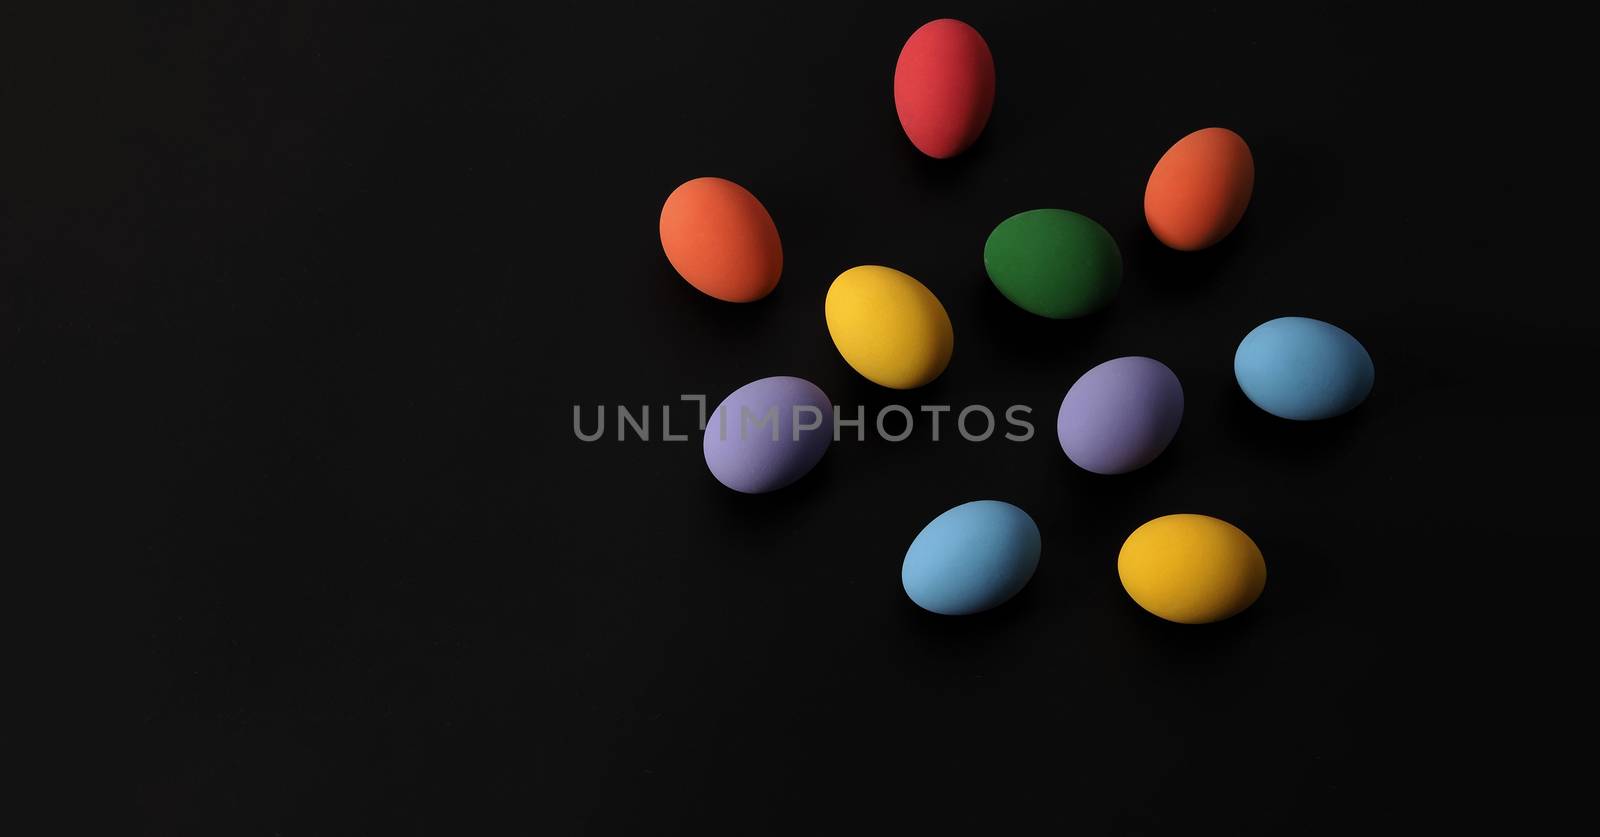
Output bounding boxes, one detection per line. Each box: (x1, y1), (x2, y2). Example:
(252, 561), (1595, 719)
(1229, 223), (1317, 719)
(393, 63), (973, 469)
(902, 501), (1040, 615)
(1234, 316), (1374, 420)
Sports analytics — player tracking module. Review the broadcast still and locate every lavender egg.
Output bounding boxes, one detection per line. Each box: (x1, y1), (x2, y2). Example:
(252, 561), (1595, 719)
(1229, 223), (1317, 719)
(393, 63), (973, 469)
(1056, 357), (1184, 475)
(703, 376), (833, 493)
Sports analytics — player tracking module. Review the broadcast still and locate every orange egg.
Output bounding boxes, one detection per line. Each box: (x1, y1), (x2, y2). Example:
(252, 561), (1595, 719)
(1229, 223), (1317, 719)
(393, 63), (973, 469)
(1144, 128), (1254, 251)
(659, 177), (782, 302)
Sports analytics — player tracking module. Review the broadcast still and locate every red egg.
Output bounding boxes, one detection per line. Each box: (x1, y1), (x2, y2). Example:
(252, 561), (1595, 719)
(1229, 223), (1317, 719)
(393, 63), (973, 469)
(893, 19), (995, 159)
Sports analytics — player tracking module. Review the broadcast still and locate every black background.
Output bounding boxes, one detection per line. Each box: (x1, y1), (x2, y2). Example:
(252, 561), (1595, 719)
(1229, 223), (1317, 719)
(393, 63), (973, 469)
(4, 2), (1580, 834)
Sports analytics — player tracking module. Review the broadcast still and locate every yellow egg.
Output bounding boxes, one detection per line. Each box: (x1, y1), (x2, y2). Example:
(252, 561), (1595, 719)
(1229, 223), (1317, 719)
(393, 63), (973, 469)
(824, 265), (954, 389)
(1118, 514), (1265, 624)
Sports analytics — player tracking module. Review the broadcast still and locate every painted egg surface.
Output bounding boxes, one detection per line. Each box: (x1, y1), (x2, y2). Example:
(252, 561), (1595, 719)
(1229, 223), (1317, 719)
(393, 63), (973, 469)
(984, 208), (1122, 318)
(1119, 514), (1265, 624)
(902, 500), (1040, 615)
(825, 265), (953, 389)
(1234, 317), (1374, 420)
(659, 177), (782, 302)
(1144, 127), (1254, 251)
(703, 376), (832, 493)
(1057, 356), (1184, 474)
(893, 19), (995, 159)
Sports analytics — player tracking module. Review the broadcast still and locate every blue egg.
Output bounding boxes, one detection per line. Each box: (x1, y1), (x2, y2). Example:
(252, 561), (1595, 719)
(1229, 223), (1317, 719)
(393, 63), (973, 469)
(902, 501), (1040, 615)
(1234, 317), (1374, 420)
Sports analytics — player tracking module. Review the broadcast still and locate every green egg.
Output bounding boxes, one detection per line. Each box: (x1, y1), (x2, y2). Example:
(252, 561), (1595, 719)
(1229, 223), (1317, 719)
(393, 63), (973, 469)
(983, 209), (1122, 319)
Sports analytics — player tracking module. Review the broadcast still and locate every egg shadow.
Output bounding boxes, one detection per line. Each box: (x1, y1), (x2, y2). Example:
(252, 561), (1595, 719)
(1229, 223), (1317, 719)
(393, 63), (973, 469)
(966, 271), (1115, 366)
(898, 571), (1042, 645)
(647, 259), (790, 347)
(1122, 223), (1249, 298)
(1107, 538), (1294, 660)
(696, 443), (841, 544)
(1116, 133), (1346, 298)
(1250, 534), (1342, 622)
(892, 116), (997, 172)
(1221, 386), (1375, 463)
(1114, 591), (1265, 672)
(1248, 133), (1347, 245)
(1114, 532), (1346, 672)
(1050, 442), (1188, 531)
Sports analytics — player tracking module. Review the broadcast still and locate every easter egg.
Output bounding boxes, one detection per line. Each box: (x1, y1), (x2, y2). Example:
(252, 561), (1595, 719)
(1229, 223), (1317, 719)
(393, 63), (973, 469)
(893, 19), (996, 159)
(825, 265), (954, 389)
(703, 376), (832, 493)
(1118, 514), (1265, 624)
(659, 177), (782, 302)
(902, 501), (1040, 615)
(984, 209), (1122, 318)
(1144, 127), (1255, 251)
(1234, 317), (1374, 420)
(1057, 357), (1184, 474)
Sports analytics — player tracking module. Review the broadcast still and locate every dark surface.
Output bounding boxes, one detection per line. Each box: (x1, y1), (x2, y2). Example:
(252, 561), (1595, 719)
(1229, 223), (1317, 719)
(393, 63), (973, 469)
(4, 2), (1576, 834)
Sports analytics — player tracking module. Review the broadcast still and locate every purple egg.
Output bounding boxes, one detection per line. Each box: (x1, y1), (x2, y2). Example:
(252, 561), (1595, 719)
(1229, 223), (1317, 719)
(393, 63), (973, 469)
(703, 376), (833, 493)
(1056, 357), (1183, 475)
